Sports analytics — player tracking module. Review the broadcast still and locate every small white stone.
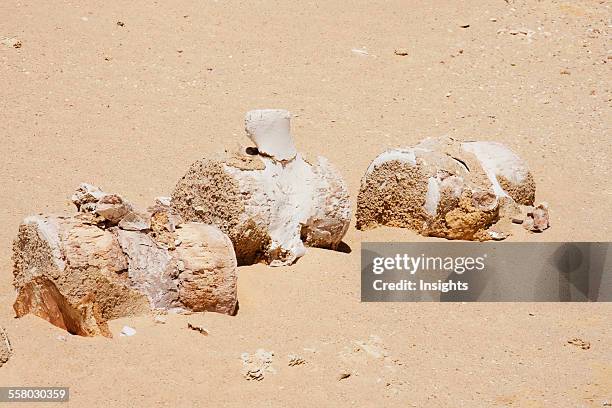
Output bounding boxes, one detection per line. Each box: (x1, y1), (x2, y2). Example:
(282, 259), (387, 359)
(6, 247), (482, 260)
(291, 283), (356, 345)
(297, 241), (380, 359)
(120, 326), (136, 337)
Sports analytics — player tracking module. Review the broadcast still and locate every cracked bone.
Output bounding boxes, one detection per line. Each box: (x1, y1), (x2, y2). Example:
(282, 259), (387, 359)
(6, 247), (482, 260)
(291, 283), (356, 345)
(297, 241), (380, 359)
(12, 185), (238, 336)
(356, 136), (539, 240)
(171, 110), (351, 266)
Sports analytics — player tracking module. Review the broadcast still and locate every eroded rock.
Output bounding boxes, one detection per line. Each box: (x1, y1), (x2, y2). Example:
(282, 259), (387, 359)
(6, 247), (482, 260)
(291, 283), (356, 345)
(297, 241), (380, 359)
(524, 202), (550, 232)
(171, 110), (351, 266)
(72, 183), (132, 225)
(357, 136), (543, 240)
(0, 327), (11, 367)
(14, 276), (111, 337)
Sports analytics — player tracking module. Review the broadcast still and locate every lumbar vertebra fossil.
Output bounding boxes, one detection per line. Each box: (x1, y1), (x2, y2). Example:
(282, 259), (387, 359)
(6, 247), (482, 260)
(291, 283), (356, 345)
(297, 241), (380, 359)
(357, 136), (548, 240)
(171, 109), (351, 266)
(13, 184), (238, 337)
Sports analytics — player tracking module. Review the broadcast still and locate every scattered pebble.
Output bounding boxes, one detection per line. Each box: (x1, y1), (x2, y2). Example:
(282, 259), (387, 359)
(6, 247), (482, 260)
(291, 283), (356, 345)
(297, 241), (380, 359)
(523, 202), (550, 232)
(116, 21), (125, 27)
(351, 48), (369, 56)
(567, 338), (590, 350)
(511, 216), (524, 224)
(57, 335), (67, 342)
(120, 326), (136, 337)
(1, 37), (21, 49)
(287, 354), (306, 366)
(459, 23), (470, 28)
(187, 322), (208, 336)
(154, 315), (166, 324)
(338, 372), (351, 381)
(394, 49), (409, 56)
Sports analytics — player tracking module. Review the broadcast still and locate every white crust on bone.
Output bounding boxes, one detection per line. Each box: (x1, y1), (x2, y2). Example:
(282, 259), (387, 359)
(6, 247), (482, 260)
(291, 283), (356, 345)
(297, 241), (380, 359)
(172, 110), (351, 266)
(357, 136), (537, 240)
(461, 141), (530, 199)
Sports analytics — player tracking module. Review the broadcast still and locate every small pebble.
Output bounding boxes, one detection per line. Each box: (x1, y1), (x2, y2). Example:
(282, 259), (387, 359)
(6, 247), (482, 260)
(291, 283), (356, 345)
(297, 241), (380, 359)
(351, 48), (369, 56)
(120, 326), (136, 337)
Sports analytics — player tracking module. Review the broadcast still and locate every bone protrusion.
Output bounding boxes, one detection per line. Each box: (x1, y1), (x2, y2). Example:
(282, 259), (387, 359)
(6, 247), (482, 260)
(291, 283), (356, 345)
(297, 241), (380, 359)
(245, 109), (297, 161)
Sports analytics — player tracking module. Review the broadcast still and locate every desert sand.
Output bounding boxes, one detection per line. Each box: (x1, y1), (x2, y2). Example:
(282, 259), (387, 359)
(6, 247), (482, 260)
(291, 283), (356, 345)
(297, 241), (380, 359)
(0, 0), (610, 406)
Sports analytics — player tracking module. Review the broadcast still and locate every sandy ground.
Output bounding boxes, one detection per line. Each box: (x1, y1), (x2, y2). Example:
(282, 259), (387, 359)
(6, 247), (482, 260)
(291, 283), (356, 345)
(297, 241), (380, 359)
(1, 0), (611, 406)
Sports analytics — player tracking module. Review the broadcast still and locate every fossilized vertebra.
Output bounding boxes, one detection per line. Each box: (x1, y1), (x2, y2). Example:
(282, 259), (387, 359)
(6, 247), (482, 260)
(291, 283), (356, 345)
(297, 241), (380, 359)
(12, 185), (238, 337)
(171, 109), (351, 266)
(357, 136), (546, 240)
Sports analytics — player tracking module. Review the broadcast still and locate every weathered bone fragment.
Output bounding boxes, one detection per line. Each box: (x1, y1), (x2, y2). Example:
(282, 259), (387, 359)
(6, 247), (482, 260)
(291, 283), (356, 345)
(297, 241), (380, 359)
(356, 136), (547, 240)
(171, 109), (351, 266)
(13, 185), (238, 336)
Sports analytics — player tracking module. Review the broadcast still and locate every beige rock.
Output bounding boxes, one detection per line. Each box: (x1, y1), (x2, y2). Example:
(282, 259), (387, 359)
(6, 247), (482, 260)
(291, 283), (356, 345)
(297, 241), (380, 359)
(14, 276), (111, 337)
(0, 327), (11, 367)
(175, 223), (238, 314)
(71, 183), (132, 224)
(357, 136), (539, 240)
(524, 202), (550, 232)
(118, 210), (151, 231)
(12, 215), (150, 336)
(171, 110), (351, 266)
